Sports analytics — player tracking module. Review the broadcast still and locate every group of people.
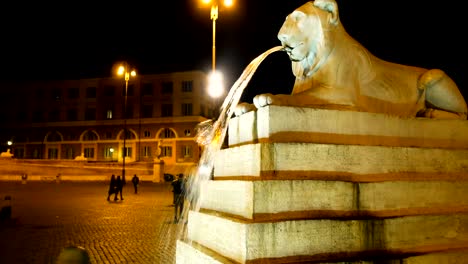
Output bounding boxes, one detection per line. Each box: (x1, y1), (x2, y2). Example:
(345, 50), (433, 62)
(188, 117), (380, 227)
(106, 172), (186, 223)
(106, 174), (140, 201)
(107, 174), (125, 201)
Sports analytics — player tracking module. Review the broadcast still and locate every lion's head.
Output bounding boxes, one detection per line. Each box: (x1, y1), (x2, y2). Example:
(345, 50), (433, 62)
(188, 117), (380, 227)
(278, 0), (341, 78)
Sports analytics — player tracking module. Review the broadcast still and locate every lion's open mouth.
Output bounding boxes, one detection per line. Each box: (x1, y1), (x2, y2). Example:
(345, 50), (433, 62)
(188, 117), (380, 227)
(283, 45), (293, 53)
(282, 43), (303, 60)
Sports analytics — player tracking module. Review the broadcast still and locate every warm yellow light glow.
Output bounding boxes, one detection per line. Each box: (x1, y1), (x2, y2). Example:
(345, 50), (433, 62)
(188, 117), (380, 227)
(207, 70), (224, 98)
(201, 0), (211, 4)
(7, 141), (12, 146)
(117, 66), (125, 75)
(224, 0), (233, 7)
(117, 65), (136, 79)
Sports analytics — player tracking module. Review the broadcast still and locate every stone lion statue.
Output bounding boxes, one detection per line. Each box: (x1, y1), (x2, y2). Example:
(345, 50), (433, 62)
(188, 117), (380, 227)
(237, 0), (467, 119)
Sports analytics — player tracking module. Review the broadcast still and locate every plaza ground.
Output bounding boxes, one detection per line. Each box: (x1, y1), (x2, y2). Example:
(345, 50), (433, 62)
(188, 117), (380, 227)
(0, 181), (184, 263)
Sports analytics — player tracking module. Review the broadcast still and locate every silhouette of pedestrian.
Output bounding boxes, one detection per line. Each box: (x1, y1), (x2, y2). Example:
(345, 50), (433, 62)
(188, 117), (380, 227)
(132, 174), (140, 194)
(114, 175), (124, 201)
(172, 174), (185, 223)
(107, 174), (117, 201)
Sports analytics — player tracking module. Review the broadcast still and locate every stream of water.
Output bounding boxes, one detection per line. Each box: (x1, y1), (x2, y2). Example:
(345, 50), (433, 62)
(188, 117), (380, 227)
(176, 46), (284, 240)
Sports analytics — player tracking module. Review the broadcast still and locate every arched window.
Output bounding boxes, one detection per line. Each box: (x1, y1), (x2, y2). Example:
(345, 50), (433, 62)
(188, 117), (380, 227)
(83, 130), (98, 141)
(46, 131), (62, 142)
(119, 129), (136, 140)
(160, 128), (175, 139)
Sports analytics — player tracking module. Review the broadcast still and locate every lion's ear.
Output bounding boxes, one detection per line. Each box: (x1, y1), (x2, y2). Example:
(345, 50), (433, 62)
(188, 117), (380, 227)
(313, 0), (339, 26)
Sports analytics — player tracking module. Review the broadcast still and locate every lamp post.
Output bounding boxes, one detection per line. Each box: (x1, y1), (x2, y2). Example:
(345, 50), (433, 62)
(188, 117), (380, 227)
(117, 64), (136, 180)
(202, 0), (233, 113)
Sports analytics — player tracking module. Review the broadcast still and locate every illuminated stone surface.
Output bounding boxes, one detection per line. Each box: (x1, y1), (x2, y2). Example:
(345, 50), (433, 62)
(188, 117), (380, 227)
(214, 142), (468, 179)
(178, 106), (468, 263)
(229, 105), (468, 148)
(200, 180), (468, 220)
(186, 211), (468, 263)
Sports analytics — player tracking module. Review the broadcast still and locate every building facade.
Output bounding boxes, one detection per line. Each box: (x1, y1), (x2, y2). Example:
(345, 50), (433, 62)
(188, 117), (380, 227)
(0, 70), (214, 176)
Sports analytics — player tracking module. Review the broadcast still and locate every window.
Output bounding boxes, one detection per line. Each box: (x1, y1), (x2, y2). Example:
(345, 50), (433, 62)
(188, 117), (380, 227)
(52, 88), (61, 101)
(84, 148), (95, 158)
(85, 108), (96, 120)
(48, 148), (59, 159)
(86, 87), (96, 98)
(106, 109), (113, 119)
(104, 147), (114, 159)
(143, 146), (151, 157)
(49, 109), (60, 122)
(200, 105), (205, 116)
(161, 128), (175, 138)
(47, 132), (62, 142)
(33, 149), (40, 159)
(122, 147), (132, 158)
(105, 132), (113, 139)
(142, 83), (153, 96)
(65, 148), (74, 159)
(162, 82), (173, 94)
(144, 130), (151, 137)
(125, 104), (134, 118)
(33, 111), (43, 122)
(161, 104), (173, 117)
(14, 148), (25, 159)
(122, 84), (134, 96)
(142, 105), (153, 118)
(83, 131), (98, 141)
(67, 109), (78, 121)
(182, 103), (193, 116)
(181, 80), (193, 92)
(182, 145), (192, 158)
(104, 86), (115, 96)
(68, 87), (79, 99)
(161, 146), (172, 157)
(120, 129), (135, 140)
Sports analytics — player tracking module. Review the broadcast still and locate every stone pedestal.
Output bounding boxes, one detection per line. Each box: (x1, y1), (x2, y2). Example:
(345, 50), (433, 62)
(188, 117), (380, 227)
(153, 159), (164, 183)
(176, 106), (468, 263)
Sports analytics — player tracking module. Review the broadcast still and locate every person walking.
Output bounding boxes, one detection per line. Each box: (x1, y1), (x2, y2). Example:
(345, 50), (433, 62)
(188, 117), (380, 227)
(107, 174), (117, 201)
(171, 174), (185, 223)
(114, 175), (124, 201)
(132, 174), (140, 194)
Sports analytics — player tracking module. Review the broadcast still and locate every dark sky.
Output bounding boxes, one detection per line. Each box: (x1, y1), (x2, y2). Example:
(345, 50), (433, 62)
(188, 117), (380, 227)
(1, 0), (466, 103)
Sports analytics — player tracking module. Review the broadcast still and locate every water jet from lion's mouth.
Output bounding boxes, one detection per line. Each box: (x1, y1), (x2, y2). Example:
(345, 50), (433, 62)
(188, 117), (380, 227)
(174, 46), (283, 240)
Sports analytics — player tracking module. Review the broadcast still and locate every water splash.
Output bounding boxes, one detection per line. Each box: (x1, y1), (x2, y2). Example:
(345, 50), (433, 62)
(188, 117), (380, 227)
(176, 46), (284, 238)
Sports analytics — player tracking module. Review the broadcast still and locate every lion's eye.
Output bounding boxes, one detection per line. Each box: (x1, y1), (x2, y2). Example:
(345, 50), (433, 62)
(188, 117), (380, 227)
(291, 11), (305, 22)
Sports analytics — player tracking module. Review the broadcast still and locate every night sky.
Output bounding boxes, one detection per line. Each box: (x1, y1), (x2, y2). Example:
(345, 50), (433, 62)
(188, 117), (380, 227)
(0, 0), (466, 103)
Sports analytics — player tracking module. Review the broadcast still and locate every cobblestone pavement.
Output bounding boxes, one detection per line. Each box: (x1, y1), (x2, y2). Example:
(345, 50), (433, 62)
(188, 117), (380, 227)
(0, 181), (186, 264)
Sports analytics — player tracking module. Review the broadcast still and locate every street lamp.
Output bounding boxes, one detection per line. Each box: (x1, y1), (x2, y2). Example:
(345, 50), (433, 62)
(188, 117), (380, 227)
(201, 0), (233, 72)
(117, 64), (136, 180)
(201, 0), (234, 111)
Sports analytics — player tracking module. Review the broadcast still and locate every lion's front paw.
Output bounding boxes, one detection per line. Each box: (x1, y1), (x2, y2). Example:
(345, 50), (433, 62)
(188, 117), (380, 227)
(234, 102), (257, 116)
(253, 93), (277, 108)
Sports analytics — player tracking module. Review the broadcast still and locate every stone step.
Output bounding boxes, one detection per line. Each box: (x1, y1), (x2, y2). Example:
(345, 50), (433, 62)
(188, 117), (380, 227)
(228, 106), (468, 149)
(198, 180), (468, 221)
(185, 211), (468, 264)
(177, 239), (468, 264)
(213, 143), (468, 181)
